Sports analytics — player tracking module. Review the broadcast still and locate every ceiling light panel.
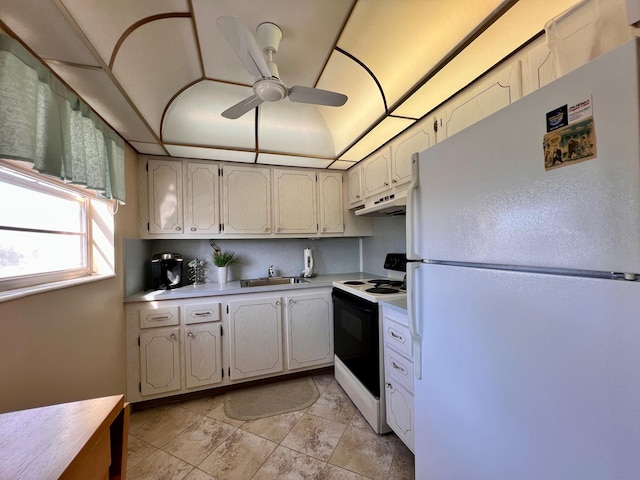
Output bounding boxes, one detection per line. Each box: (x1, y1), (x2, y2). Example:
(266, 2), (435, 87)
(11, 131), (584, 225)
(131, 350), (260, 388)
(110, 17), (202, 135)
(163, 81), (255, 149)
(257, 153), (333, 169)
(340, 116), (414, 162)
(336, 0), (506, 108)
(316, 51), (387, 154)
(395, 0), (582, 118)
(328, 160), (358, 171)
(131, 142), (167, 156)
(258, 102), (336, 157)
(48, 63), (157, 143)
(0, 0), (99, 66)
(165, 145), (256, 163)
(60, 0), (190, 67)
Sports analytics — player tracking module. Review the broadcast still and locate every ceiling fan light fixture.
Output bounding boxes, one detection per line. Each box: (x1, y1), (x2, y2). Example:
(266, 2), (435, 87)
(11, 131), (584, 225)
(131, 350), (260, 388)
(254, 78), (287, 102)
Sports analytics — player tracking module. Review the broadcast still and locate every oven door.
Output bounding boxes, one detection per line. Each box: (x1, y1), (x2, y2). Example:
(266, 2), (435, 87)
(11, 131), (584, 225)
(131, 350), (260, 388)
(332, 288), (380, 398)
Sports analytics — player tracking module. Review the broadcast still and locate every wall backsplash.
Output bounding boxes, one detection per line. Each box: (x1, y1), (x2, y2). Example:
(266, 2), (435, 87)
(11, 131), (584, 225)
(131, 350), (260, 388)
(125, 237), (361, 294)
(362, 216), (407, 275)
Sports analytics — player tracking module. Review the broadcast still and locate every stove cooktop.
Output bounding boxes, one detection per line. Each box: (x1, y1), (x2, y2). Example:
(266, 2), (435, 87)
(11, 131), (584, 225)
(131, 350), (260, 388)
(333, 278), (406, 303)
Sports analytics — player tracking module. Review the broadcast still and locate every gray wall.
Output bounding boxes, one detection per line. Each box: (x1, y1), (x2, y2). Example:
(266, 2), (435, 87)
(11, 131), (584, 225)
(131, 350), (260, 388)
(362, 216), (407, 275)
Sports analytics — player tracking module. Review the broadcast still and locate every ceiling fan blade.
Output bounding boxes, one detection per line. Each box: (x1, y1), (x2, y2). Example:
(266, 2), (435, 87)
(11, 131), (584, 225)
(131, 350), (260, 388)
(288, 86), (348, 107)
(216, 16), (271, 79)
(221, 95), (264, 119)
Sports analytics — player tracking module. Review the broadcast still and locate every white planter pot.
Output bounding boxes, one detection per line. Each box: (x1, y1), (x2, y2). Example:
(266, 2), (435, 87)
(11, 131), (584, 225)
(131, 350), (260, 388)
(217, 266), (228, 284)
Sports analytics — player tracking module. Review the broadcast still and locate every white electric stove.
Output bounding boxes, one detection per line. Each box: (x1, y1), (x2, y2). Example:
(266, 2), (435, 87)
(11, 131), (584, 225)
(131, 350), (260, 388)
(332, 253), (407, 434)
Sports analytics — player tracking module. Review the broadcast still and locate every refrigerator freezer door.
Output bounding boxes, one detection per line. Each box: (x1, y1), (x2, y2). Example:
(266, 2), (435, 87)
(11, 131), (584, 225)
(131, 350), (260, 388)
(414, 39), (640, 274)
(414, 263), (640, 480)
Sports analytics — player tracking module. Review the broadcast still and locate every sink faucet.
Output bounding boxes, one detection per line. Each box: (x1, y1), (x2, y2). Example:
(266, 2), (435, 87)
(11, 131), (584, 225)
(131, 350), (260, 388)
(268, 265), (275, 277)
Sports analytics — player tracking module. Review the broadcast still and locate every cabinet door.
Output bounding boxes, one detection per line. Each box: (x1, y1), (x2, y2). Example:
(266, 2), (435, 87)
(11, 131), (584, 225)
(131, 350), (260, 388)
(139, 327), (181, 396)
(392, 128), (430, 187)
(285, 292), (333, 370)
(228, 297), (283, 380)
(362, 148), (391, 199)
(318, 172), (343, 234)
(185, 323), (222, 388)
(184, 162), (219, 234)
(221, 165), (272, 234)
(385, 380), (415, 453)
(273, 169), (317, 234)
(347, 166), (363, 208)
(148, 159), (183, 234)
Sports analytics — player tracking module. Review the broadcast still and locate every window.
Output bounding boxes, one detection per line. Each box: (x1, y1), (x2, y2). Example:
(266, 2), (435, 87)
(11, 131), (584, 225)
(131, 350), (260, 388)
(0, 161), (114, 292)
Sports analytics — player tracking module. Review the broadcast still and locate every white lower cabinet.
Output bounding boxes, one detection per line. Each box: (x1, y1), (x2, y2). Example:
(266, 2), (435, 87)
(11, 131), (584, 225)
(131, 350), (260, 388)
(285, 292), (333, 370)
(126, 288), (333, 403)
(139, 327), (181, 396)
(185, 323), (222, 388)
(228, 297), (284, 380)
(382, 304), (415, 453)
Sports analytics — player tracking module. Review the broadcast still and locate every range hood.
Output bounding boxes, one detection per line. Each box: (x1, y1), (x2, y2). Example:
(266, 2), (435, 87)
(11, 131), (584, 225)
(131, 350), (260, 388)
(355, 191), (407, 217)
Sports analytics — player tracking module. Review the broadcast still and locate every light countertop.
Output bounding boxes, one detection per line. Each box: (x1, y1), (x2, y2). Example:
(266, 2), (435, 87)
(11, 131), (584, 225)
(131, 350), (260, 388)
(125, 272), (376, 302)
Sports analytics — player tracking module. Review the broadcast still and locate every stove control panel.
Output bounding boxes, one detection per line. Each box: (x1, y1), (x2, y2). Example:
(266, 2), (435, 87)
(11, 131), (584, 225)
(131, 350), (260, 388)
(383, 253), (407, 272)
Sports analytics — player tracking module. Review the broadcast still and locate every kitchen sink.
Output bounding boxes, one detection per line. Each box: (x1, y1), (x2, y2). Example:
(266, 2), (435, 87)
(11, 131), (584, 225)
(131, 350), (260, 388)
(240, 277), (309, 288)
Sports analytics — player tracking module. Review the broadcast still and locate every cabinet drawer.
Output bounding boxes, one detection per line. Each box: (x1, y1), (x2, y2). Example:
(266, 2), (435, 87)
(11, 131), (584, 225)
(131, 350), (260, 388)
(184, 302), (221, 324)
(382, 316), (413, 358)
(139, 306), (180, 329)
(385, 346), (414, 393)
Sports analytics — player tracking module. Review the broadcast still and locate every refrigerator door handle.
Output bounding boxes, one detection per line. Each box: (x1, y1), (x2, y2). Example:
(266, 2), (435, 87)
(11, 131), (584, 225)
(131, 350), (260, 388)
(407, 261), (423, 379)
(406, 153), (420, 261)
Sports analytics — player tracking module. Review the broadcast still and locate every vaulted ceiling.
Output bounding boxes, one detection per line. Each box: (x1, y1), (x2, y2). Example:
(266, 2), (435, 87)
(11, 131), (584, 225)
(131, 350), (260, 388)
(0, 0), (581, 170)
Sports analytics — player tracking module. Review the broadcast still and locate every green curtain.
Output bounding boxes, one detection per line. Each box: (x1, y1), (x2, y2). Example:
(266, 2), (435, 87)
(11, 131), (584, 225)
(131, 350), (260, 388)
(0, 34), (125, 203)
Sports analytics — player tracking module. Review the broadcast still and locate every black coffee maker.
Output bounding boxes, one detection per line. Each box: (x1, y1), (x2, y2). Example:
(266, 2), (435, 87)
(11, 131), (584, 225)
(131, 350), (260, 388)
(151, 253), (183, 290)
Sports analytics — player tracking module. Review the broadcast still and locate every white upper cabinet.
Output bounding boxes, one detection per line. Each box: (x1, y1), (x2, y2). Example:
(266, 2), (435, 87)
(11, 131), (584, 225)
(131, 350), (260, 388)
(362, 147), (392, 199)
(221, 165), (272, 234)
(184, 162), (219, 234)
(272, 169), (318, 234)
(318, 172), (344, 234)
(347, 165), (363, 208)
(392, 128), (431, 187)
(148, 159), (183, 234)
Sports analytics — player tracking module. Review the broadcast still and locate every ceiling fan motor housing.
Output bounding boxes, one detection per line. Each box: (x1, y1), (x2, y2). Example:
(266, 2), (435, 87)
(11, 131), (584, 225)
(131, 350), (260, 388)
(254, 78), (287, 102)
(256, 22), (282, 55)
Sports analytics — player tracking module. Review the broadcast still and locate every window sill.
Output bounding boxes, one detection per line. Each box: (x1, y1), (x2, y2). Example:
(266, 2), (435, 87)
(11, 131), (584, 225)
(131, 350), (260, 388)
(0, 273), (116, 303)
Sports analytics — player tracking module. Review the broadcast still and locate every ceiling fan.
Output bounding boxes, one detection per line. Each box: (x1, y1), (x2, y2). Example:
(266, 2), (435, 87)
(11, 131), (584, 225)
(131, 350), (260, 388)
(216, 16), (348, 119)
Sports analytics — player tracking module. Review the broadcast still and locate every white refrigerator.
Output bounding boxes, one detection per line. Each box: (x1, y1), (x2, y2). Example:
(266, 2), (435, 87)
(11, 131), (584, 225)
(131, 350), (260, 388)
(407, 39), (640, 480)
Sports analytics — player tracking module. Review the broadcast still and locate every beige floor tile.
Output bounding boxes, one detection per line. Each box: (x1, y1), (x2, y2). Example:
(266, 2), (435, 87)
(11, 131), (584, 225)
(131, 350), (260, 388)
(129, 405), (171, 432)
(126, 435), (158, 468)
(131, 405), (203, 448)
(179, 393), (225, 415)
(252, 445), (327, 479)
(330, 424), (398, 480)
(388, 441), (415, 480)
(313, 373), (336, 394)
(198, 429), (277, 480)
(183, 468), (218, 480)
(163, 416), (237, 466)
(126, 449), (194, 480)
(281, 413), (347, 461)
(307, 381), (356, 425)
(348, 409), (376, 433)
(241, 409), (305, 442)
(204, 398), (246, 428)
(320, 464), (368, 479)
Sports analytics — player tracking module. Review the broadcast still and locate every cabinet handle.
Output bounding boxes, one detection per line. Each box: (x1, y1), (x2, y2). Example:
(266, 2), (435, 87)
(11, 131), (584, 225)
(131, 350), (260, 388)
(277, 227), (282, 232)
(392, 179), (397, 183)
(187, 332), (193, 337)
(170, 333), (177, 340)
(176, 226), (181, 231)
(384, 182), (389, 186)
(392, 361), (407, 375)
(265, 227), (270, 232)
(323, 226), (327, 231)
(148, 314), (170, 321)
(356, 194), (360, 199)
(275, 301), (281, 306)
(289, 299), (295, 305)
(390, 331), (405, 341)
(194, 311), (212, 317)
(386, 382), (392, 389)
(190, 227), (197, 231)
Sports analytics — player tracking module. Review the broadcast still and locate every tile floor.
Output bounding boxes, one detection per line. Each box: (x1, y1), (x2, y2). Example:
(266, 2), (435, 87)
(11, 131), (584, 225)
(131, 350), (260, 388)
(127, 373), (415, 480)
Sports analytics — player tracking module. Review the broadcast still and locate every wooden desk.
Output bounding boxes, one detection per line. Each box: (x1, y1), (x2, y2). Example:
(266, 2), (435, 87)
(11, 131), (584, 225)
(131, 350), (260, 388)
(0, 394), (129, 480)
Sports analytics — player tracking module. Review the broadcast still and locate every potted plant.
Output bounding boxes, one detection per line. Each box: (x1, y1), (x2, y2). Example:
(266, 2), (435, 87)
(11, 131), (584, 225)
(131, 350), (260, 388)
(212, 250), (240, 284)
